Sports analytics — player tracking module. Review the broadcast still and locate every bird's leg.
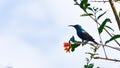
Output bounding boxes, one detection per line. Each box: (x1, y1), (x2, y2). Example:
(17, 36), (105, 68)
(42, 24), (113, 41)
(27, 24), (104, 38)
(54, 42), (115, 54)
(82, 40), (88, 46)
(82, 40), (84, 46)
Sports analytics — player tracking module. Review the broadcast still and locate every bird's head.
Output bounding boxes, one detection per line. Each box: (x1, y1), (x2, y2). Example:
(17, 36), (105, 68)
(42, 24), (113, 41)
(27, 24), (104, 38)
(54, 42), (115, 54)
(69, 24), (84, 31)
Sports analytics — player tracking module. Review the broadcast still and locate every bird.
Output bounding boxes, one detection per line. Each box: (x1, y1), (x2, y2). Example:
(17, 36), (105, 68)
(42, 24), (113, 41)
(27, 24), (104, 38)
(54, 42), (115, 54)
(69, 24), (98, 45)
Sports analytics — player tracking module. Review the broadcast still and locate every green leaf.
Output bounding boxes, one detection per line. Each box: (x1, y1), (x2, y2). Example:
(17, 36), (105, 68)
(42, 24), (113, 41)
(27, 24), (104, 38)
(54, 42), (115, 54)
(87, 7), (93, 11)
(105, 25), (114, 32)
(82, 0), (88, 5)
(80, 13), (93, 16)
(70, 43), (80, 52)
(69, 36), (81, 52)
(98, 18), (111, 34)
(93, 7), (99, 12)
(69, 36), (76, 42)
(84, 63), (95, 68)
(94, 8), (98, 11)
(88, 63), (94, 68)
(80, 0), (84, 9)
(73, 0), (77, 2)
(70, 44), (76, 52)
(105, 34), (120, 44)
(80, 0), (90, 11)
(97, 11), (107, 20)
(84, 65), (88, 68)
(86, 3), (90, 8)
(99, 8), (102, 11)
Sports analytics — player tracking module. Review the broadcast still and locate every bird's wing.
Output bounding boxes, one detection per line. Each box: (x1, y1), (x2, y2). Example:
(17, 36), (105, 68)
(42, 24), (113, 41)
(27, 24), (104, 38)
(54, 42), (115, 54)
(82, 31), (94, 41)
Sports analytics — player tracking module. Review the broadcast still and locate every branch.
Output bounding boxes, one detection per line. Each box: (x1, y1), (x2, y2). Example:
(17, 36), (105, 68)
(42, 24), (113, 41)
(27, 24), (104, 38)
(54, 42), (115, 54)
(94, 56), (120, 62)
(73, 0), (120, 46)
(90, 0), (120, 2)
(85, 10), (120, 46)
(104, 45), (120, 51)
(77, 41), (120, 51)
(109, 0), (120, 30)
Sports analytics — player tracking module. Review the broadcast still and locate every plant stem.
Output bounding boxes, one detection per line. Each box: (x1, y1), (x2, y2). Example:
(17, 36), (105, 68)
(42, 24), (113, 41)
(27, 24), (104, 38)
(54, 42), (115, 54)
(109, 0), (120, 30)
(85, 11), (120, 46)
(74, 0), (120, 46)
(85, 11), (108, 58)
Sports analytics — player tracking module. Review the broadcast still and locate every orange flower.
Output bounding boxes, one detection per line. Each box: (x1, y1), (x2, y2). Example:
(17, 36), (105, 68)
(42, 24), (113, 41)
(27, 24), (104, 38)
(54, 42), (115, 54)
(64, 42), (70, 53)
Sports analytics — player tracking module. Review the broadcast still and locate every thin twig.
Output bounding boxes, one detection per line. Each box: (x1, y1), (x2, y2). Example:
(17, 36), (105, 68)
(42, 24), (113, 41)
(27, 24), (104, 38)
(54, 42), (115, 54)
(91, 1), (109, 2)
(94, 56), (120, 62)
(93, 42), (120, 51)
(104, 45), (120, 51)
(85, 11), (108, 58)
(86, 10), (120, 46)
(77, 41), (120, 51)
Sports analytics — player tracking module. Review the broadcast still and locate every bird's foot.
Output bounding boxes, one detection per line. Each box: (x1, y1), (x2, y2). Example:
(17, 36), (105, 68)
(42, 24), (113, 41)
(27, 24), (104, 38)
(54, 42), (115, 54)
(82, 41), (88, 46)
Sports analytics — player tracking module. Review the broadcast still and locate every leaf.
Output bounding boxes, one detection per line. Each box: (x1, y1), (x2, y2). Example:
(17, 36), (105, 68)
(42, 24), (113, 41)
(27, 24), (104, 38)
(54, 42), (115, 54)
(105, 25), (114, 32)
(99, 8), (102, 11)
(69, 36), (81, 52)
(80, 0), (90, 11)
(70, 44), (76, 52)
(80, 13), (93, 16)
(70, 43), (80, 52)
(105, 34), (120, 44)
(93, 7), (100, 12)
(71, 44), (76, 52)
(97, 11), (107, 20)
(84, 65), (88, 68)
(86, 3), (90, 8)
(98, 18), (111, 34)
(88, 63), (94, 68)
(80, 0), (84, 9)
(73, 0), (77, 2)
(82, 0), (88, 5)
(87, 7), (93, 11)
(94, 8), (98, 11)
(69, 36), (76, 42)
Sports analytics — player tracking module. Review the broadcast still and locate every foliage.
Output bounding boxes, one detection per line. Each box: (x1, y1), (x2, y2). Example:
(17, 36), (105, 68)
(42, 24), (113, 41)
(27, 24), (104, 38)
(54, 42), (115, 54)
(64, 0), (120, 68)
(97, 11), (107, 20)
(84, 63), (94, 68)
(98, 18), (111, 34)
(105, 34), (120, 44)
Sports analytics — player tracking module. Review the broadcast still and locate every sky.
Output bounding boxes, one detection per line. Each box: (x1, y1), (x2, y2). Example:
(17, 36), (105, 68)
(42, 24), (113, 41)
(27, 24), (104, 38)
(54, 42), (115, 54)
(0, 0), (120, 68)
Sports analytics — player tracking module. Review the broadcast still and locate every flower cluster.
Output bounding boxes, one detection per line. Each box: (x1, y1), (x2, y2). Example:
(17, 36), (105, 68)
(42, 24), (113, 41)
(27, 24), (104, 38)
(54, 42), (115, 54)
(64, 42), (70, 53)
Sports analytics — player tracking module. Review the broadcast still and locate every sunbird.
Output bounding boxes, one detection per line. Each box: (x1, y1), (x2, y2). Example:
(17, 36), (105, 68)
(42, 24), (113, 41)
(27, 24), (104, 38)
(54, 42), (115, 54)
(69, 24), (98, 45)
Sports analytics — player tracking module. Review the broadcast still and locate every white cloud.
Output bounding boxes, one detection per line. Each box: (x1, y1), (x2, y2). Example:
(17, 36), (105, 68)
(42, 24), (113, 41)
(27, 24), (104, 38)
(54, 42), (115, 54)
(0, 35), (50, 68)
(9, 0), (49, 21)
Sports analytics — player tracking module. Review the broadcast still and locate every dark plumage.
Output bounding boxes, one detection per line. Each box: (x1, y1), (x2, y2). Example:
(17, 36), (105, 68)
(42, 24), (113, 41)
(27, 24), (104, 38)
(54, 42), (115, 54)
(69, 24), (98, 45)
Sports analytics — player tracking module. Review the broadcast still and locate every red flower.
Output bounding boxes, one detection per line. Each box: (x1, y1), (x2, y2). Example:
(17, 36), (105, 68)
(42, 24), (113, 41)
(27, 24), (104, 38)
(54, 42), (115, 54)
(64, 42), (70, 53)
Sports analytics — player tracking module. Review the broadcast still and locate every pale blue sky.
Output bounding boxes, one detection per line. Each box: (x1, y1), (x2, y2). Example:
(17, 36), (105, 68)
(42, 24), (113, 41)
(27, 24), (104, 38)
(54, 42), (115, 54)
(0, 0), (120, 68)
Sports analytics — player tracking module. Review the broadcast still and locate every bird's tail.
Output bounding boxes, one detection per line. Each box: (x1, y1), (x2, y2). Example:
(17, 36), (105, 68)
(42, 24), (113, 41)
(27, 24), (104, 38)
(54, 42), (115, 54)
(93, 40), (98, 45)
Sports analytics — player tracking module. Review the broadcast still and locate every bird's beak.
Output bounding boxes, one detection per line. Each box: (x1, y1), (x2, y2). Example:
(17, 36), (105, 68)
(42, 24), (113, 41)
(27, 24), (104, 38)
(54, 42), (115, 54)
(68, 25), (74, 27)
